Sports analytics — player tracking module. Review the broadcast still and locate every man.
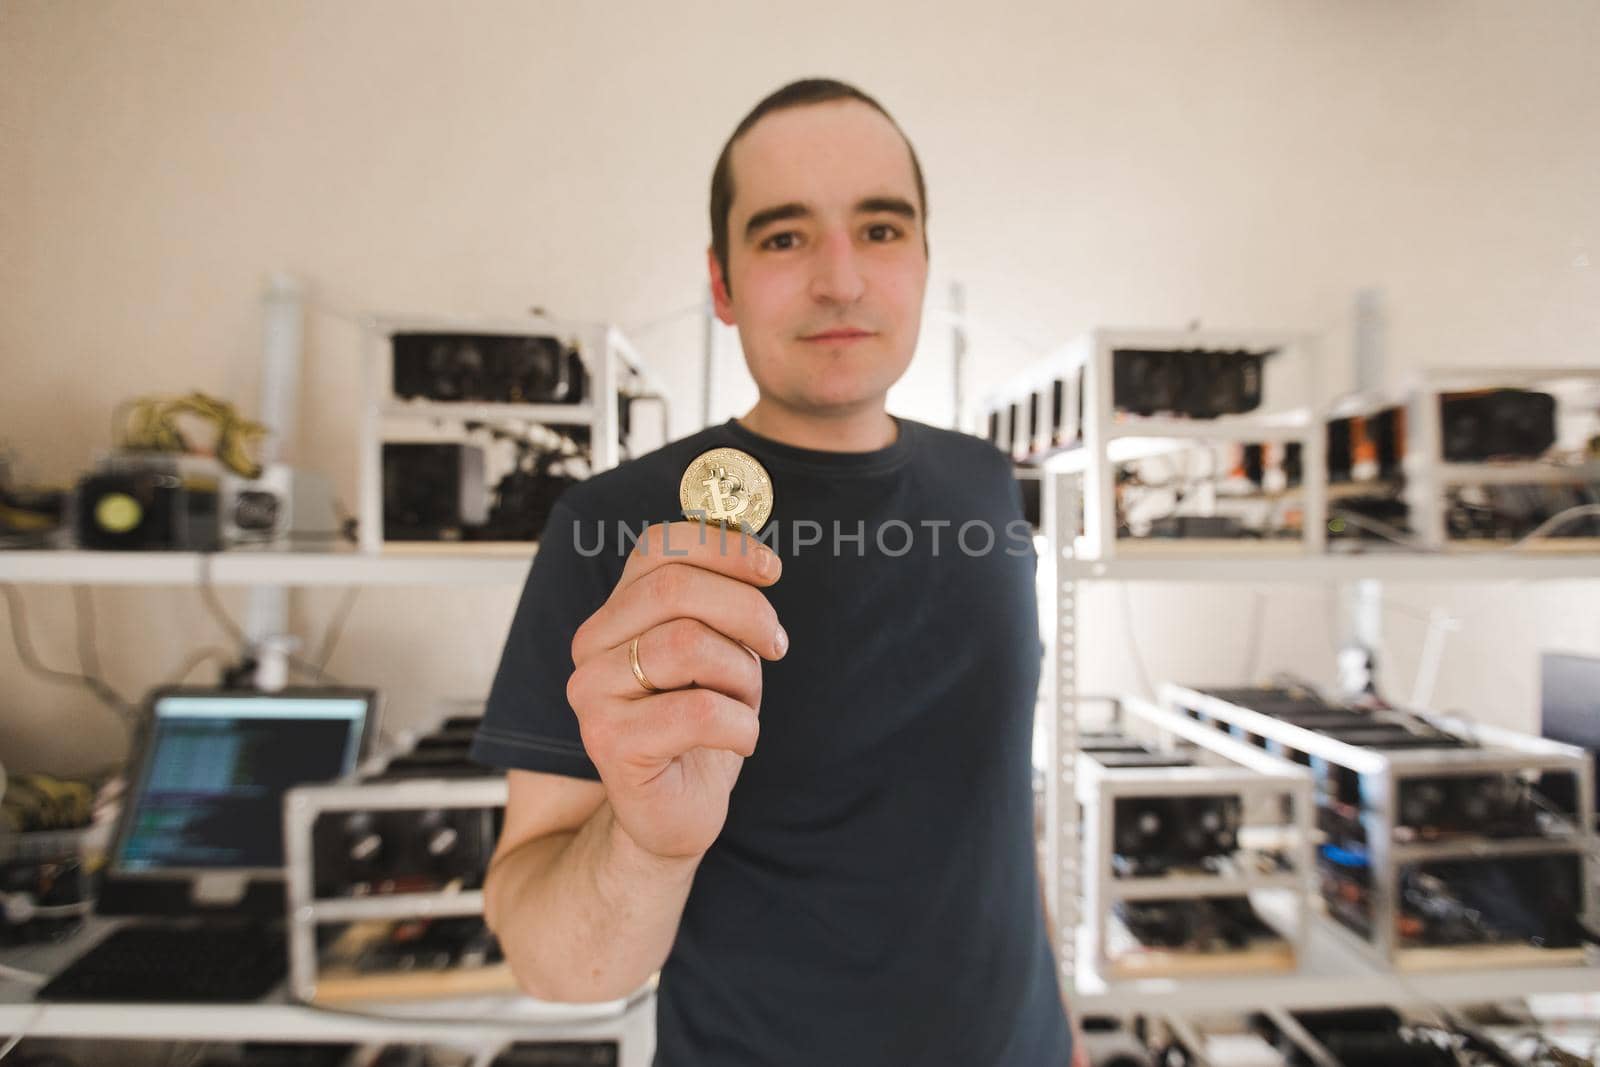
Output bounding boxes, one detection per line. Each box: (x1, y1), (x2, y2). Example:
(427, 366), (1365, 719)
(471, 79), (1079, 1066)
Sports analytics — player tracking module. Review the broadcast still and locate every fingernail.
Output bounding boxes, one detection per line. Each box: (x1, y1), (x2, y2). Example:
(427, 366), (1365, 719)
(758, 549), (779, 578)
(774, 626), (788, 657)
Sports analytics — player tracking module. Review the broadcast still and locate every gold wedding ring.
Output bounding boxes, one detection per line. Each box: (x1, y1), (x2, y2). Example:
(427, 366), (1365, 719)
(628, 634), (660, 693)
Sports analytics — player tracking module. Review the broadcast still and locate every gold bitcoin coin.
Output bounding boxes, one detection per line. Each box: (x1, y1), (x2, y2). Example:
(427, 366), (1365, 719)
(679, 448), (774, 533)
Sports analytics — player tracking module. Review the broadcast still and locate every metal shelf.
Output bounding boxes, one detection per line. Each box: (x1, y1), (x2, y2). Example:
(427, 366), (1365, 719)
(1389, 837), (1591, 864)
(381, 401), (596, 424)
(1071, 905), (1600, 1015)
(1060, 550), (1600, 583)
(306, 891), (486, 923)
(1107, 872), (1303, 901)
(0, 551), (208, 585)
(0, 916), (649, 1051)
(0, 997), (650, 1048)
(1104, 417), (1314, 442)
(0, 548), (535, 587)
(1037, 419), (1316, 472)
(1433, 460), (1600, 486)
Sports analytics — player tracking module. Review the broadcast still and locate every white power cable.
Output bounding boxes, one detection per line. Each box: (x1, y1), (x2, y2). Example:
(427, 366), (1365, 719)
(1328, 509), (1432, 551)
(1508, 502), (1600, 549)
(0, 962), (45, 988)
(0, 1004), (45, 1061)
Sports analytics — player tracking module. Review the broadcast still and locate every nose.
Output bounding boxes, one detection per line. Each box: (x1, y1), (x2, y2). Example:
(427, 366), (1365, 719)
(808, 229), (866, 305)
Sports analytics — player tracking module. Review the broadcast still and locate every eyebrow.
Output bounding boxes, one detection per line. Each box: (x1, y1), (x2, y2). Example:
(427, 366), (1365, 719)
(743, 202), (810, 241)
(856, 196), (917, 221)
(742, 196), (919, 242)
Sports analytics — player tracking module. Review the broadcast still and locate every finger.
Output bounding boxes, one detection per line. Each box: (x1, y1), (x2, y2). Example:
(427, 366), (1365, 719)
(611, 687), (760, 762)
(607, 618), (764, 709)
(615, 520), (779, 596)
(574, 562), (786, 666)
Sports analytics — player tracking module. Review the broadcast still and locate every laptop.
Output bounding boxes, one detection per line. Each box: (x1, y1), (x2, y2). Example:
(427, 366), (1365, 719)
(37, 686), (373, 1002)
(1540, 651), (1600, 816)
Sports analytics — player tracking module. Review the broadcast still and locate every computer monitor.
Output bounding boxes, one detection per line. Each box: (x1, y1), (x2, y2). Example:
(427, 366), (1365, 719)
(1540, 652), (1600, 815)
(109, 687), (372, 880)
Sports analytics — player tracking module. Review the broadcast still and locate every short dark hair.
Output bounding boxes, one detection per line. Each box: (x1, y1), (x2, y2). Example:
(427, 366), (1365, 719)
(709, 78), (928, 294)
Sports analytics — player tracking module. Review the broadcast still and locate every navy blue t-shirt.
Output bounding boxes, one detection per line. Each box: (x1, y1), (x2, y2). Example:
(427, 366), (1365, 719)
(471, 416), (1072, 1066)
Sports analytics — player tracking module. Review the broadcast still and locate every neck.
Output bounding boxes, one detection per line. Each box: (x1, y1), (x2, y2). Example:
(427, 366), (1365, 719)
(737, 400), (898, 453)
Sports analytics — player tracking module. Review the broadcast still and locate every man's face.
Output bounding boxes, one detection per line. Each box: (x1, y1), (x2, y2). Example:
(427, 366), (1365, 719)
(710, 100), (928, 418)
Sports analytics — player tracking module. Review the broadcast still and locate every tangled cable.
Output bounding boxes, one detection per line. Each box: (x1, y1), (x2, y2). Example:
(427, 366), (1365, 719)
(113, 392), (268, 479)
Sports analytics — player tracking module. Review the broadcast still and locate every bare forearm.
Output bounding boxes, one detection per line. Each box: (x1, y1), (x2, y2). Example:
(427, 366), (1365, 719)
(486, 801), (700, 1003)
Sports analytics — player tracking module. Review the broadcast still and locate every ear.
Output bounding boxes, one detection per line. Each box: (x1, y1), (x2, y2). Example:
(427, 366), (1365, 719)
(707, 247), (736, 326)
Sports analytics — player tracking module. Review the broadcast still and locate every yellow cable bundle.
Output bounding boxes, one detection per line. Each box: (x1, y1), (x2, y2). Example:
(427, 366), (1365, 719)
(1, 773), (95, 832)
(116, 392), (269, 479)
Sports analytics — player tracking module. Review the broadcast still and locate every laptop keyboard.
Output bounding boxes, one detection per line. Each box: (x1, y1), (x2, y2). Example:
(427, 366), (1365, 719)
(37, 922), (288, 1002)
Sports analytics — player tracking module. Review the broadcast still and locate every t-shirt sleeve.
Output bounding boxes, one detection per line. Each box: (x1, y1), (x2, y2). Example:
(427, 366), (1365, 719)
(470, 498), (615, 780)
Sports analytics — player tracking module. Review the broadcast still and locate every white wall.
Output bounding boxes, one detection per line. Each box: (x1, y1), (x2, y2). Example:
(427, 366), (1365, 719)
(3, 0), (1598, 774)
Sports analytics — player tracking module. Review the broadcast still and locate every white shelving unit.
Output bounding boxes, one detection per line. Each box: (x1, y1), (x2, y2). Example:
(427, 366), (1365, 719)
(1325, 366), (1600, 552)
(359, 314), (664, 553)
(0, 543), (642, 1057)
(1064, 551), (1600, 583)
(0, 548), (535, 587)
(0, 979), (650, 1059)
(984, 328), (1327, 559)
(0, 557), (668, 1064)
(1076, 696), (1317, 983)
(282, 777), (511, 1005)
(1071, 892), (1600, 1015)
(15, 543), (1600, 589)
(1040, 466), (1600, 1016)
(1165, 683), (1598, 975)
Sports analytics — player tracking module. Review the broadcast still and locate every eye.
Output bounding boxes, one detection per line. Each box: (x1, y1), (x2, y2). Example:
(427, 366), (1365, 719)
(864, 222), (903, 242)
(760, 231), (801, 251)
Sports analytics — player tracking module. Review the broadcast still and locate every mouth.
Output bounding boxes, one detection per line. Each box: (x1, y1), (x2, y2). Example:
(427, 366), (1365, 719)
(800, 328), (876, 344)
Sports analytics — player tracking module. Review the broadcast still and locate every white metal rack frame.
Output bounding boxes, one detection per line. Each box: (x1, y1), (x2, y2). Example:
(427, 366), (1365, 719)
(0, 988), (651, 1060)
(986, 328), (1328, 559)
(1326, 366), (1600, 552)
(280, 776), (625, 1010)
(1158, 1004), (1516, 1067)
(1076, 695), (1316, 983)
(1044, 466), (1600, 1016)
(0, 547), (535, 586)
(1157, 1001), (1600, 1067)
(1157, 1010), (1332, 1067)
(1163, 682), (1598, 973)
(359, 314), (662, 554)
(11, 540), (1600, 589)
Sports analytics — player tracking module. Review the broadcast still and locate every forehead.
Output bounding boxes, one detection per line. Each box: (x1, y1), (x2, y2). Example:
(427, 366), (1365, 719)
(728, 100), (919, 223)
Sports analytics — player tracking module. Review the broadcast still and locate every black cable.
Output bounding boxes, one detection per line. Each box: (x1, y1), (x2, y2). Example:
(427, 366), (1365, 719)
(196, 551), (249, 650)
(1240, 590), (1266, 684)
(1116, 584), (1159, 700)
(315, 587), (360, 673)
(72, 585), (112, 699)
(1510, 502), (1600, 547)
(162, 645), (234, 687)
(1329, 508), (1433, 550)
(0, 583), (133, 725)
(197, 551), (347, 686)
(288, 655), (344, 684)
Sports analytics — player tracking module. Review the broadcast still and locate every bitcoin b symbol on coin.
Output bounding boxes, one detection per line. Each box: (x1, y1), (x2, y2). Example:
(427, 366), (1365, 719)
(701, 466), (751, 524)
